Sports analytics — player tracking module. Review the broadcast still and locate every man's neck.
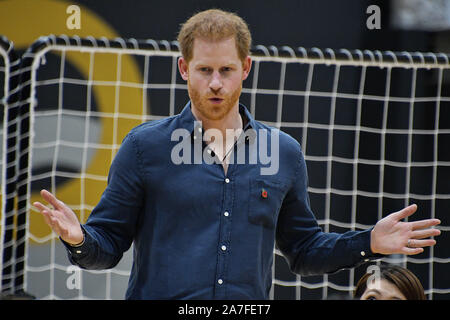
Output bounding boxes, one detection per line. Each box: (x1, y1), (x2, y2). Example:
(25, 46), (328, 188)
(191, 102), (243, 172)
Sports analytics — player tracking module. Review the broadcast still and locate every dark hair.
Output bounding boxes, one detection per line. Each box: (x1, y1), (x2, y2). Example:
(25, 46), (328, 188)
(354, 264), (426, 300)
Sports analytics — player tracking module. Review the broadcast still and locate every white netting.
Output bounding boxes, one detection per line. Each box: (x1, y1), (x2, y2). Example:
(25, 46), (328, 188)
(20, 37), (450, 299)
(0, 41), (9, 291)
(0, 37), (20, 294)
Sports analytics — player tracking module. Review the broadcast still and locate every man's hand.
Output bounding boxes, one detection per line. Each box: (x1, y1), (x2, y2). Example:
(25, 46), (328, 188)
(370, 204), (441, 255)
(33, 189), (84, 246)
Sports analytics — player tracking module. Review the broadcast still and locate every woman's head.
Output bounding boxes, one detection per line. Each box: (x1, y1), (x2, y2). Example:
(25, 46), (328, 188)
(354, 264), (426, 300)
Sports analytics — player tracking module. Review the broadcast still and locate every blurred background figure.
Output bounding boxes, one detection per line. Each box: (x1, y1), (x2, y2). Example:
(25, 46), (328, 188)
(354, 264), (426, 300)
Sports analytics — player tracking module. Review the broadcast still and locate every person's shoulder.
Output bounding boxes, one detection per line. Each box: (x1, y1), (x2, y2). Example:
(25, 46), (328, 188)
(118, 115), (183, 152)
(128, 114), (179, 139)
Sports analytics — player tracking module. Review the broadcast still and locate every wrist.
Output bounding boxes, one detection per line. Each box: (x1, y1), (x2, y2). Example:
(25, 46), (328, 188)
(69, 236), (85, 247)
(370, 228), (380, 254)
(67, 226), (85, 247)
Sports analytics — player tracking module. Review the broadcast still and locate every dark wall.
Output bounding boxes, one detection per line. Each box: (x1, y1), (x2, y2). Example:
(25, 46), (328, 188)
(75, 0), (433, 52)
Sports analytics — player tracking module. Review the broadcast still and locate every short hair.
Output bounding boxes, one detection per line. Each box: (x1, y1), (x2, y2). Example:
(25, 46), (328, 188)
(177, 9), (252, 63)
(354, 264), (426, 300)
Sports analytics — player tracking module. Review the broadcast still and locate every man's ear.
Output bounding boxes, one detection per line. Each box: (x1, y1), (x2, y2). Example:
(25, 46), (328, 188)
(242, 56), (252, 81)
(178, 57), (189, 81)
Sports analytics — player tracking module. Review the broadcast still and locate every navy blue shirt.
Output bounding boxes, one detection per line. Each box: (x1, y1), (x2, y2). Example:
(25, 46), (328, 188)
(62, 102), (380, 299)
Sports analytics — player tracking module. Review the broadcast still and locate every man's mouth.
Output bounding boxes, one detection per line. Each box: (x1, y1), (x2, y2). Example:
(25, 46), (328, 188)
(208, 97), (224, 104)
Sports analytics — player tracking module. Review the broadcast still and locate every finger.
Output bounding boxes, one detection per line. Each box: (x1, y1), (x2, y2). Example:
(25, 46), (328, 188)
(403, 247), (424, 255)
(411, 228), (441, 239)
(33, 201), (50, 213)
(46, 209), (68, 233)
(32, 202), (54, 226)
(48, 215), (64, 236)
(407, 238), (437, 249)
(410, 218), (441, 231)
(390, 204), (417, 221)
(40, 209), (58, 232)
(37, 206), (61, 230)
(40, 189), (64, 210)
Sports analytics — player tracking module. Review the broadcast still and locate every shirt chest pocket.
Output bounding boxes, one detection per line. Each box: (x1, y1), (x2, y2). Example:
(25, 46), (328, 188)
(248, 179), (287, 229)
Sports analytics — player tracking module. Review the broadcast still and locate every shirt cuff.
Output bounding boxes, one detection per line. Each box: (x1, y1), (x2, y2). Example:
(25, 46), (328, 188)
(60, 225), (90, 258)
(354, 227), (385, 262)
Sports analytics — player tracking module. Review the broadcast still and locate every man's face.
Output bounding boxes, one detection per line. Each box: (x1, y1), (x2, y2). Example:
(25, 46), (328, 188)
(178, 37), (251, 121)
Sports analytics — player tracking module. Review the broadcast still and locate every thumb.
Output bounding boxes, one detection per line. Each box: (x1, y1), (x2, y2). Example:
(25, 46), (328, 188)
(390, 204), (417, 221)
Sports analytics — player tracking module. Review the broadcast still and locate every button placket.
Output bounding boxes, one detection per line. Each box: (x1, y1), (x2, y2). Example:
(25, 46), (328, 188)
(214, 175), (233, 298)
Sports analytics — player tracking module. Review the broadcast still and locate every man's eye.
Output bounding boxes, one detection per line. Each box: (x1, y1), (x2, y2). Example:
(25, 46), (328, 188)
(366, 296), (377, 300)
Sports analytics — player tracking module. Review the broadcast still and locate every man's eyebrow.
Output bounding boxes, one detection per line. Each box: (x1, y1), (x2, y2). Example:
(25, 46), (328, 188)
(194, 62), (238, 67)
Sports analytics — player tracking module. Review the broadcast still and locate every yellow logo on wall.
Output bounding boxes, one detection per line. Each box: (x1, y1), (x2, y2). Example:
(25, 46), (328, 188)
(0, 0), (147, 242)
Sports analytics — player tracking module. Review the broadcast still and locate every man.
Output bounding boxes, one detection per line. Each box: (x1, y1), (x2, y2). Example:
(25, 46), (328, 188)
(33, 9), (441, 299)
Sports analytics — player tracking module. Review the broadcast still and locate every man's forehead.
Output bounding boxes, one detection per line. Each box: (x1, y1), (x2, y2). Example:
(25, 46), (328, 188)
(190, 58), (239, 67)
(193, 36), (236, 47)
(190, 37), (240, 61)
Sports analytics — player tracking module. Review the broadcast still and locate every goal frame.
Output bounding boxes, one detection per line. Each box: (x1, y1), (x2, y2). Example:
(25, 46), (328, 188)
(11, 34), (450, 299)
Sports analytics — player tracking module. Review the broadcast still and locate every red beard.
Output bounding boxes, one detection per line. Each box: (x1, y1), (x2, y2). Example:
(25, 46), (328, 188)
(188, 80), (242, 121)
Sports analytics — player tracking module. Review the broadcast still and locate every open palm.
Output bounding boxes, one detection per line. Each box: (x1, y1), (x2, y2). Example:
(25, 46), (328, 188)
(371, 204), (441, 255)
(33, 189), (84, 245)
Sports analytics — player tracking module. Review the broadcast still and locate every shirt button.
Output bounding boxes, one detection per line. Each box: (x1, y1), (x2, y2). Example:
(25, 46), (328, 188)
(225, 178), (230, 183)
(218, 279), (223, 285)
(360, 251), (366, 257)
(221, 245), (227, 251)
(224, 211), (229, 217)
(76, 250), (82, 254)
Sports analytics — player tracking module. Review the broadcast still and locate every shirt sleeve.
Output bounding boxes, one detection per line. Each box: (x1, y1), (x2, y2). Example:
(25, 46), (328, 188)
(275, 146), (384, 276)
(61, 131), (145, 270)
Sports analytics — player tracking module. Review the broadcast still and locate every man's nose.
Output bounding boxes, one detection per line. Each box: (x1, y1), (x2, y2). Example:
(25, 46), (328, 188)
(209, 72), (223, 92)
